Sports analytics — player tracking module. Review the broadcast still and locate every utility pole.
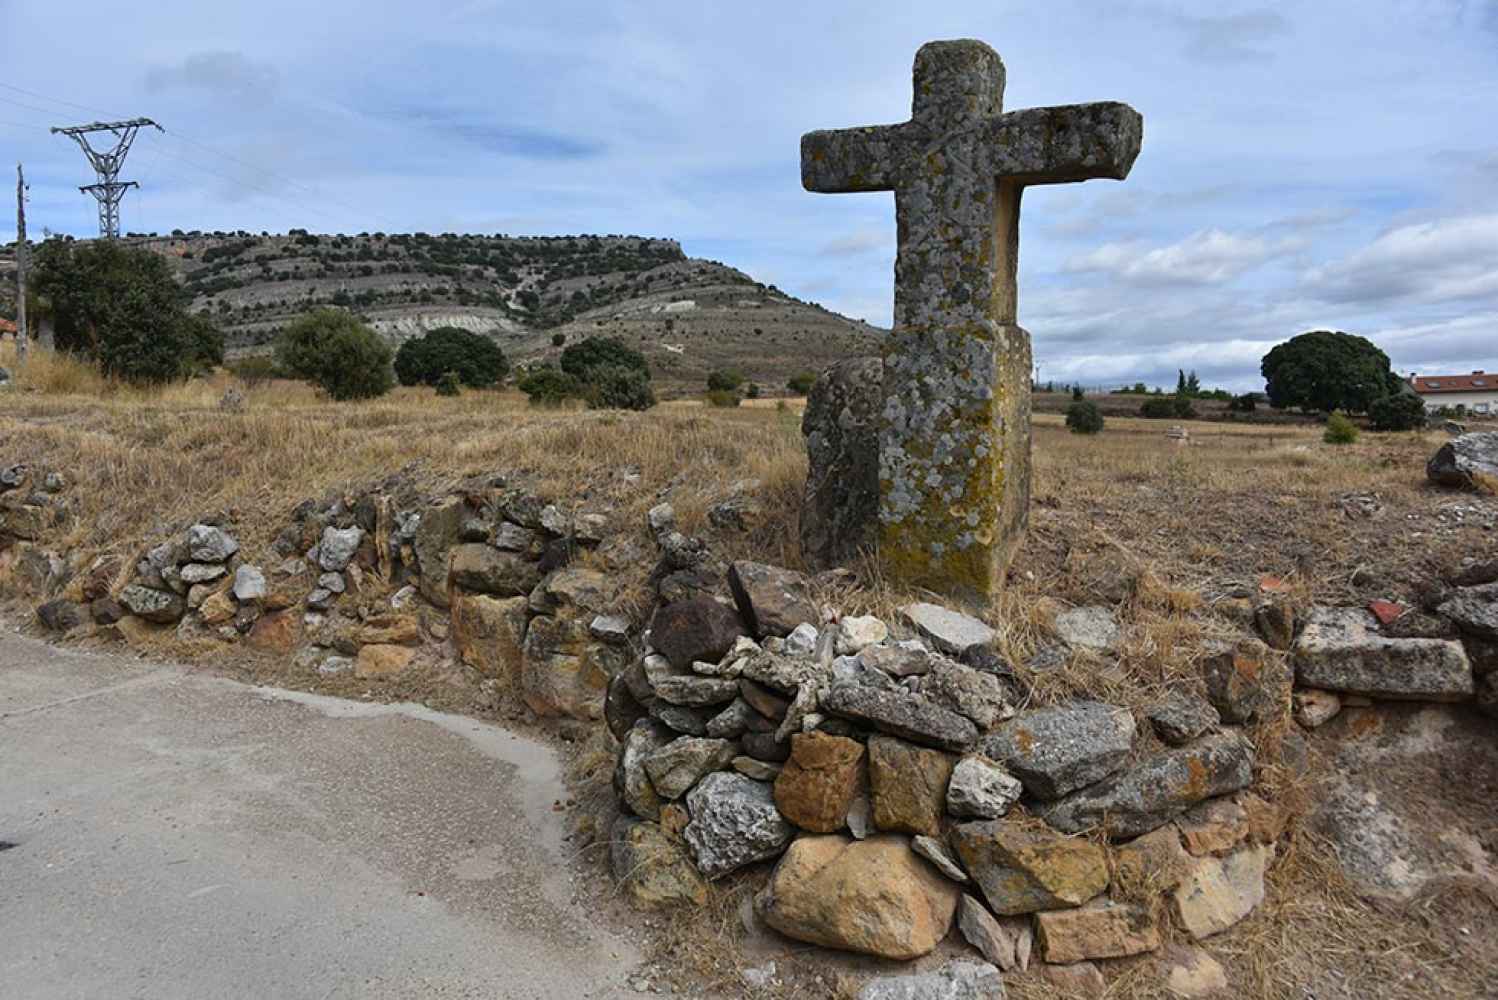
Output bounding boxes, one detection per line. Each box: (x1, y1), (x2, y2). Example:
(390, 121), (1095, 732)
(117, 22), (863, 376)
(51, 118), (162, 240)
(14, 163), (25, 365)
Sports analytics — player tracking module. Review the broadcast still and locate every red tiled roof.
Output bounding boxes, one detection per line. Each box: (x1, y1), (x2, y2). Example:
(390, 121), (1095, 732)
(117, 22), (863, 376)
(1410, 371), (1496, 394)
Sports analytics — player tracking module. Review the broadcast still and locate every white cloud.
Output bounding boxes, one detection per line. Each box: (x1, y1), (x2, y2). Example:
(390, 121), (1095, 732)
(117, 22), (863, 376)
(1302, 212), (1498, 304)
(1063, 229), (1292, 286)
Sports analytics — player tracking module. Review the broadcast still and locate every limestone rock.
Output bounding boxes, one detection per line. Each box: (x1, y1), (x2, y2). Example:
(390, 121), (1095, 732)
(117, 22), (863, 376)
(610, 816), (708, 908)
(704, 698), (761, 739)
(231, 564), (267, 603)
(448, 544), (542, 598)
(198, 590), (236, 626)
(773, 733), (865, 833)
(783, 622), (820, 656)
(1201, 638), (1288, 724)
(912, 835), (968, 883)
(653, 674), (740, 707)
(739, 677), (791, 719)
(868, 735), (955, 836)
(318, 526), (364, 572)
(644, 737), (737, 801)
(1438, 583), (1498, 640)
(493, 521), (537, 553)
(186, 524), (239, 563)
(355, 644), (414, 678)
(837, 615), (889, 655)
(740, 650), (826, 694)
(684, 771), (795, 877)
(1294, 607), (1473, 701)
(652, 598), (749, 671)
(860, 639), (938, 677)
(1114, 825), (1193, 892)
(727, 561), (818, 638)
(1426, 431), (1498, 490)
(1172, 843), (1270, 940)
(522, 650), (605, 721)
(450, 592), (528, 681)
(615, 721), (671, 820)
(1036, 898), (1161, 963)
(179, 562), (228, 585)
(589, 614), (630, 644)
(981, 701), (1134, 800)
(899, 603), (997, 657)
(950, 820), (1109, 915)
(1175, 798), (1250, 856)
(856, 961), (1005, 1000)
(956, 895), (1029, 971)
(946, 754), (1023, 819)
(119, 584), (186, 624)
(1038, 962), (1106, 997)
(800, 356), (882, 570)
(1292, 689), (1341, 728)
(1160, 944), (1229, 998)
(1042, 732), (1256, 838)
(412, 498), (468, 606)
(651, 701), (716, 736)
(1054, 606), (1120, 652)
(824, 684), (978, 752)
(1147, 695), (1220, 747)
(757, 834), (960, 960)
(922, 659), (1014, 729)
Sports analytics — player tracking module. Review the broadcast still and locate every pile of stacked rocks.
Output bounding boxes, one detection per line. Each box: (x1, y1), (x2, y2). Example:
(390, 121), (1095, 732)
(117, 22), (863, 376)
(1289, 559), (1498, 727)
(608, 557), (1283, 983)
(1, 464), (72, 609)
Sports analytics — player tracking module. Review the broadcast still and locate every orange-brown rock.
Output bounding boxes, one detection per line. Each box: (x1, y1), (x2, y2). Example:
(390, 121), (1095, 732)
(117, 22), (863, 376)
(356, 644), (416, 678)
(246, 610), (300, 654)
(773, 733), (865, 833)
(452, 593), (528, 681)
(757, 834), (960, 960)
(358, 613), (422, 646)
(950, 820), (1109, 915)
(868, 735), (954, 837)
(198, 590), (237, 626)
(1113, 825), (1192, 893)
(1036, 898), (1161, 963)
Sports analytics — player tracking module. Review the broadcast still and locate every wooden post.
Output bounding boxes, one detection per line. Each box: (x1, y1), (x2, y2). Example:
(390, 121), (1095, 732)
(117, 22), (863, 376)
(15, 163), (27, 365)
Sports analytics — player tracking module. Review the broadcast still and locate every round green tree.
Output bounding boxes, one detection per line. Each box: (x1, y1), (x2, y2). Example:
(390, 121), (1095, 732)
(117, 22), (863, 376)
(560, 336), (650, 382)
(393, 327), (509, 388)
(275, 309), (394, 401)
(1261, 331), (1401, 414)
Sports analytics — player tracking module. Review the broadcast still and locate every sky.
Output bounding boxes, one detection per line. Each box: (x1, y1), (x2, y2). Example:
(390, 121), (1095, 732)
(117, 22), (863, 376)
(2, 0), (1496, 391)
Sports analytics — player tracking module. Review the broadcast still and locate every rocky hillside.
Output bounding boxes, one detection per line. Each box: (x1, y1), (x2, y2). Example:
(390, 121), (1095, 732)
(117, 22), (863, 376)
(93, 230), (882, 393)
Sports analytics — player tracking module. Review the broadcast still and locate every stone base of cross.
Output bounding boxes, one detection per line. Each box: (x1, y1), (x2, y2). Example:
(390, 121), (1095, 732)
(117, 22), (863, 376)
(802, 39), (1143, 604)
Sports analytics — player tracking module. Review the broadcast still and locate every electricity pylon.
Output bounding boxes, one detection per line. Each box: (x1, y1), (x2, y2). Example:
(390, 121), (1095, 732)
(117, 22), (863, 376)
(51, 118), (162, 239)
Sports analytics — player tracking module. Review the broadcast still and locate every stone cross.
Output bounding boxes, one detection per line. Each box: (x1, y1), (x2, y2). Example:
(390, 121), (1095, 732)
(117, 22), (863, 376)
(802, 39), (1142, 602)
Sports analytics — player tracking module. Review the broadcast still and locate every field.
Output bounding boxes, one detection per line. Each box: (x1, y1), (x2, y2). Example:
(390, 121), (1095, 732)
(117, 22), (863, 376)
(2, 340), (1495, 999)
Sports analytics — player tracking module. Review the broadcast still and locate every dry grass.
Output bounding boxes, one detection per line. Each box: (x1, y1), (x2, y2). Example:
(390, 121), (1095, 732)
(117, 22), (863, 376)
(4, 341), (1496, 999)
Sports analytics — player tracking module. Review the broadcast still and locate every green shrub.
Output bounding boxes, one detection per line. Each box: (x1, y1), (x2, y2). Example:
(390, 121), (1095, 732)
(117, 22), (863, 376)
(393, 326), (508, 388)
(1065, 400), (1104, 434)
(705, 388), (741, 408)
(586, 365), (656, 411)
(275, 308), (394, 401)
(227, 355), (281, 388)
(551, 333), (566, 347)
(435, 371), (462, 397)
(1140, 397), (1176, 419)
(787, 371), (818, 395)
(1323, 410), (1359, 445)
(1173, 394), (1197, 419)
(30, 239), (226, 383)
(1228, 393), (1257, 412)
(745, 382), (760, 399)
(1368, 391), (1427, 432)
(517, 367), (581, 406)
(561, 336), (650, 381)
(1071, 385), (1085, 401)
(707, 369), (745, 392)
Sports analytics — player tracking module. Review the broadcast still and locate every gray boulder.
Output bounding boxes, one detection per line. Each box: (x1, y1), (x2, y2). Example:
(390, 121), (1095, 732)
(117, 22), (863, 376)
(643, 737), (737, 800)
(1146, 694), (1220, 746)
(448, 544), (541, 598)
(119, 584), (186, 624)
(727, 561), (818, 638)
(412, 498), (468, 606)
(800, 356), (882, 570)
(1053, 606), (1120, 652)
(317, 526), (364, 572)
(740, 650), (828, 694)
(822, 682), (978, 752)
(1438, 583), (1498, 640)
(946, 754), (1023, 819)
(232, 565), (267, 602)
(179, 562), (227, 585)
(899, 603), (997, 658)
(1427, 432), (1498, 490)
(1294, 607), (1473, 701)
(1041, 732), (1255, 838)
(684, 771), (795, 878)
(652, 675), (740, 707)
(921, 659), (1014, 729)
(856, 961), (1005, 1000)
(981, 701), (1134, 800)
(614, 721), (671, 820)
(186, 524), (239, 563)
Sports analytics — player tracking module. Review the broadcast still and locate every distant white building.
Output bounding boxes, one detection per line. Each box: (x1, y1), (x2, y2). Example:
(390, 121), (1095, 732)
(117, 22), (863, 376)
(1409, 370), (1498, 415)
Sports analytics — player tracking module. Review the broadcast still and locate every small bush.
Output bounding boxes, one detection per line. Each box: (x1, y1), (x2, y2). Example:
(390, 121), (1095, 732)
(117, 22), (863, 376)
(518, 367), (581, 406)
(745, 383), (760, 399)
(586, 365), (656, 411)
(1324, 410), (1359, 445)
(707, 369), (744, 392)
(393, 327), (508, 388)
(1228, 393), (1257, 412)
(551, 333), (566, 347)
(786, 371), (818, 395)
(1173, 394), (1197, 419)
(1065, 400), (1104, 434)
(1140, 397), (1176, 419)
(1368, 392), (1427, 432)
(435, 371), (462, 397)
(227, 355), (281, 388)
(275, 308), (394, 401)
(705, 388), (741, 408)
(561, 336), (650, 382)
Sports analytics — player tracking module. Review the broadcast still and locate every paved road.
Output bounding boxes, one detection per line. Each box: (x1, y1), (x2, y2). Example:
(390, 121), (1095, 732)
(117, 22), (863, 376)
(0, 631), (641, 999)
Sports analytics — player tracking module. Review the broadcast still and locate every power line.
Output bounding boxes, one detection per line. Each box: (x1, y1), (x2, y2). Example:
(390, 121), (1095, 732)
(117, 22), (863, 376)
(51, 118), (161, 239)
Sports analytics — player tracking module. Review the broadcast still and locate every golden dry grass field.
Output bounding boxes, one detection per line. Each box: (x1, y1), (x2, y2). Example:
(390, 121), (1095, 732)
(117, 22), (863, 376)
(2, 340), (1495, 1000)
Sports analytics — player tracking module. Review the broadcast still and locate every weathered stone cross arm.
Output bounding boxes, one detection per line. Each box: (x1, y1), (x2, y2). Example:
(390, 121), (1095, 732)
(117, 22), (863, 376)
(801, 101), (1143, 193)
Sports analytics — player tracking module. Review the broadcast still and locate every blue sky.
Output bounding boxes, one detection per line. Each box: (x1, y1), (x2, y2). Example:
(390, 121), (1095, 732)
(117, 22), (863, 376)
(2, 0), (1496, 390)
